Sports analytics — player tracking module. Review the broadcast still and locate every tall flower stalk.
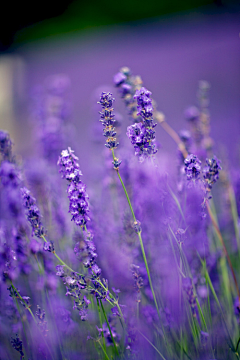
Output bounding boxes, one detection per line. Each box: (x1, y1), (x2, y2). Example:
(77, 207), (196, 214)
(98, 92), (162, 325)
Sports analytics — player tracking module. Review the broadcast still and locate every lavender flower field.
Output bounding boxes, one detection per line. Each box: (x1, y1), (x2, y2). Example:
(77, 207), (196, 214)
(0, 60), (240, 360)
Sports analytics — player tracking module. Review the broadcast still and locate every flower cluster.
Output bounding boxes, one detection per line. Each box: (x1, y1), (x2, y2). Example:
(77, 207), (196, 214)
(58, 148), (90, 226)
(184, 154), (202, 181)
(98, 92), (119, 150)
(55, 265), (90, 321)
(113, 67), (143, 122)
(97, 317), (119, 346)
(21, 187), (46, 238)
(11, 334), (24, 359)
(127, 87), (157, 161)
(203, 156), (222, 190)
(130, 264), (143, 303)
(0, 130), (13, 163)
(36, 305), (48, 335)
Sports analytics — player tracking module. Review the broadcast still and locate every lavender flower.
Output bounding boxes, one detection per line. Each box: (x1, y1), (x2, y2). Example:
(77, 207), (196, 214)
(130, 264), (143, 303)
(0, 161), (20, 187)
(11, 334), (24, 359)
(21, 187), (45, 238)
(184, 154), (201, 181)
(113, 67), (143, 122)
(36, 305), (48, 335)
(127, 87), (157, 162)
(98, 92), (120, 151)
(0, 130), (13, 163)
(58, 148), (90, 226)
(203, 156), (222, 191)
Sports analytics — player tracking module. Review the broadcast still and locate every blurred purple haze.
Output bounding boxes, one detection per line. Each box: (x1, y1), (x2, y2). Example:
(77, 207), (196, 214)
(14, 9), (240, 177)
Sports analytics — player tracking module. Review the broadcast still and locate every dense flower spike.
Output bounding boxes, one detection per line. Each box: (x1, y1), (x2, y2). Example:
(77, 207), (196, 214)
(127, 87), (158, 162)
(113, 67), (143, 122)
(130, 264), (143, 303)
(58, 148), (90, 226)
(184, 154), (201, 181)
(0, 130), (13, 163)
(36, 305), (48, 335)
(203, 156), (222, 190)
(98, 92), (120, 151)
(11, 334), (24, 359)
(21, 187), (46, 238)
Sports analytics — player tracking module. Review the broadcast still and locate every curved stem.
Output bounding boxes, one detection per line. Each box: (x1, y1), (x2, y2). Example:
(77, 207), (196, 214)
(206, 201), (240, 304)
(112, 150), (167, 339)
(97, 298), (107, 358)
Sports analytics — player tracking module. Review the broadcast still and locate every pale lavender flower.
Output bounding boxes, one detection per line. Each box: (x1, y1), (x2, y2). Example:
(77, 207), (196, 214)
(127, 87), (157, 162)
(58, 148), (90, 226)
(184, 154), (201, 181)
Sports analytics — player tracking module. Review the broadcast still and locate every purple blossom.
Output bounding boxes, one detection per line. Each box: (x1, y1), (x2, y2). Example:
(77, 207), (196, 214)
(0, 162), (20, 187)
(21, 187), (45, 238)
(58, 148), (90, 226)
(56, 265), (65, 277)
(98, 92), (120, 153)
(184, 154), (201, 181)
(36, 305), (48, 335)
(113, 67), (143, 122)
(0, 130), (13, 163)
(43, 241), (54, 253)
(126, 87), (158, 162)
(203, 156), (222, 190)
(11, 334), (24, 359)
(57, 147), (80, 180)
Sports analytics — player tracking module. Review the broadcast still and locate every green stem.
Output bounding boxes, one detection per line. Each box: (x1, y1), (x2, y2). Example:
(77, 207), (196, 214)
(112, 149), (168, 342)
(98, 340), (111, 360)
(228, 184), (240, 254)
(138, 330), (167, 360)
(97, 299), (107, 358)
(100, 300), (120, 356)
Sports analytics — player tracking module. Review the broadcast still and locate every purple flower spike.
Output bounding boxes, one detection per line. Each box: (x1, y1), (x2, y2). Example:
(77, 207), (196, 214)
(58, 148), (90, 227)
(11, 334), (24, 359)
(98, 92), (119, 150)
(0, 130), (13, 162)
(184, 154), (201, 181)
(203, 155), (222, 190)
(127, 87), (158, 162)
(21, 187), (45, 238)
(134, 87), (154, 126)
(57, 147), (80, 180)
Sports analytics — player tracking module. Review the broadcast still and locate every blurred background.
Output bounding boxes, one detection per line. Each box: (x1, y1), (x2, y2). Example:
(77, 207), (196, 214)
(0, 0), (240, 173)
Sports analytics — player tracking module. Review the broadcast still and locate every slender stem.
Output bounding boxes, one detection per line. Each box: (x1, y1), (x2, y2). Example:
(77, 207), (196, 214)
(112, 150), (168, 342)
(13, 295), (29, 358)
(228, 184), (240, 253)
(100, 300), (120, 356)
(206, 201), (240, 304)
(138, 330), (167, 360)
(236, 337), (240, 352)
(97, 299), (107, 358)
(98, 340), (111, 360)
(137, 231), (160, 320)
